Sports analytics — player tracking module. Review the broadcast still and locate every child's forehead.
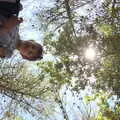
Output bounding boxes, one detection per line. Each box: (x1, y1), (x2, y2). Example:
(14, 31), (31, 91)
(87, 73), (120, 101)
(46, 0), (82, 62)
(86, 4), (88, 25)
(28, 43), (38, 50)
(24, 41), (42, 51)
(25, 41), (36, 46)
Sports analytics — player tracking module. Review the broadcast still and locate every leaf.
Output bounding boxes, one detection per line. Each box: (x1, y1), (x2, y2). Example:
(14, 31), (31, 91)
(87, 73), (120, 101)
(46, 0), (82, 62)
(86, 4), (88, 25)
(99, 24), (112, 36)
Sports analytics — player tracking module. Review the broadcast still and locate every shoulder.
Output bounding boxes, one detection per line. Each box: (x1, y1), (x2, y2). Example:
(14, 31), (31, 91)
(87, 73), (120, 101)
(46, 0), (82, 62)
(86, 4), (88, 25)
(0, 25), (19, 55)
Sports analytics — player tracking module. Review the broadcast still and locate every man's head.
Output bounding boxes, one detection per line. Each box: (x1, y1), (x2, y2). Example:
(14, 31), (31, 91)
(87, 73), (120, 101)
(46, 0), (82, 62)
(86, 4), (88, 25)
(18, 40), (43, 61)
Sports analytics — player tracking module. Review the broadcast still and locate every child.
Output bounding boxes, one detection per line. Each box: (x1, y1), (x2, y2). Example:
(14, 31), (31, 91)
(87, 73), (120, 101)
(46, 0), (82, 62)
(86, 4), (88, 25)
(0, 0), (43, 61)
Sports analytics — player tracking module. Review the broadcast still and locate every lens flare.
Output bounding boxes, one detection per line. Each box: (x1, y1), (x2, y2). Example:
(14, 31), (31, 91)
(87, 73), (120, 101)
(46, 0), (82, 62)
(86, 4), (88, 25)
(85, 47), (96, 60)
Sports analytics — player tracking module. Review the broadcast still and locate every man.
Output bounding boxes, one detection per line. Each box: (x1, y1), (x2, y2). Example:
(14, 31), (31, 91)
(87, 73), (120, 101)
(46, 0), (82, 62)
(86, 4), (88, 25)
(0, 0), (43, 61)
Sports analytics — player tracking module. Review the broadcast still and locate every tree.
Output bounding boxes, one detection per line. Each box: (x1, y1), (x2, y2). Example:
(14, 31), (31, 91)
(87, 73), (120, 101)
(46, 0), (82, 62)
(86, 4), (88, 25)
(0, 59), (54, 119)
(40, 0), (95, 33)
(0, 0), (119, 119)
(84, 90), (120, 120)
(41, 0), (120, 97)
(94, 0), (120, 97)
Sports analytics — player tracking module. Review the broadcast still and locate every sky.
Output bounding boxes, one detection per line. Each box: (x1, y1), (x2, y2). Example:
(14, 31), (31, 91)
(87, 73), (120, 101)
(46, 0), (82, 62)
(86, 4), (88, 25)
(19, 0), (44, 43)
(19, 0), (54, 43)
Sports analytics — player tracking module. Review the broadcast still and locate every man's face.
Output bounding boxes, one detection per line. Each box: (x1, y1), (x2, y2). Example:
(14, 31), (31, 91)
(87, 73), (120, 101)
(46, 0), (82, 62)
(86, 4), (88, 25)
(19, 41), (40, 59)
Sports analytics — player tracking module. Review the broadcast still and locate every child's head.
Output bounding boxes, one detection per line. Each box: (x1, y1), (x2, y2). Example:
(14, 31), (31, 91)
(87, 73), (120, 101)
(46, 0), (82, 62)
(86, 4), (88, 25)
(18, 40), (43, 61)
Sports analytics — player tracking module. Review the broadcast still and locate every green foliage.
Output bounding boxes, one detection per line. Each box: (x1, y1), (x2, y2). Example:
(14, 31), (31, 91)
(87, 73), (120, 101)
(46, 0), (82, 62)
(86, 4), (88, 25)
(84, 91), (120, 120)
(41, 1), (120, 119)
(93, 0), (120, 97)
(14, 117), (24, 120)
(42, 0), (120, 97)
(43, 19), (101, 91)
(0, 59), (55, 119)
(95, 55), (120, 96)
(0, 0), (119, 119)
(37, 61), (71, 89)
(99, 24), (112, 36)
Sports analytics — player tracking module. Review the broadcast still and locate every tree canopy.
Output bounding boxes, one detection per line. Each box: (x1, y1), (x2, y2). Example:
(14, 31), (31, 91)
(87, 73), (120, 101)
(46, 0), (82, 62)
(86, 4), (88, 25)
(0, 0), (120, 119)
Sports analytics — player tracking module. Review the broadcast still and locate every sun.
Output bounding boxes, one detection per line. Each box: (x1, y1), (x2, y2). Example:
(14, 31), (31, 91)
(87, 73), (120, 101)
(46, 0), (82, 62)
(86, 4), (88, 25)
(85, 47), (96, 61)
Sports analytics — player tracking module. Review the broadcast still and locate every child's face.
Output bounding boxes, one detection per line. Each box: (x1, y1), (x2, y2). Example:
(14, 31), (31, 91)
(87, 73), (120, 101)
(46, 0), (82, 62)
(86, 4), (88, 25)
(19, 41), (41, 60)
